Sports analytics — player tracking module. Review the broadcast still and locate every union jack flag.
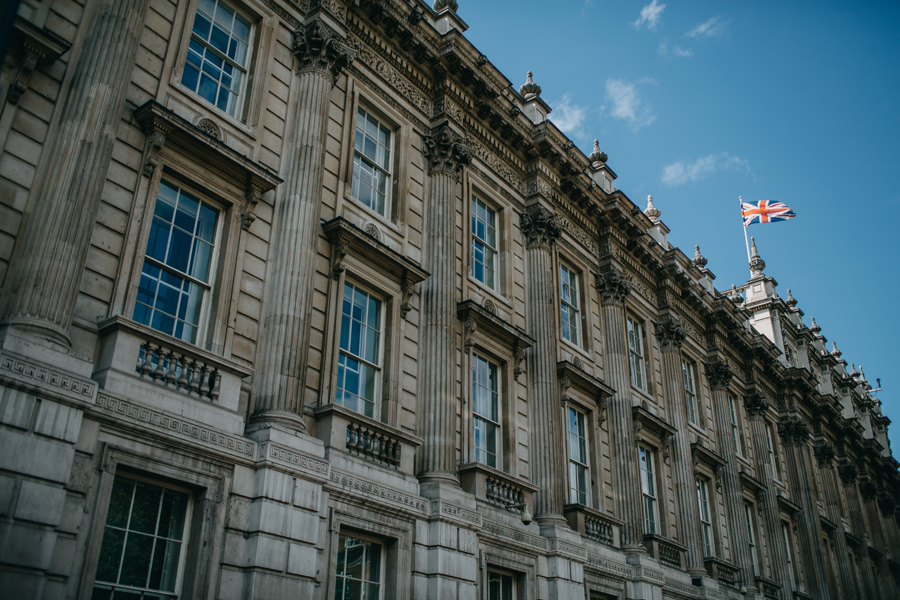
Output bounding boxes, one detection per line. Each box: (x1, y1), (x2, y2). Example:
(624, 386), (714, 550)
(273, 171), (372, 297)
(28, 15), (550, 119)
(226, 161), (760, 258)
(741, 200), (796, 227)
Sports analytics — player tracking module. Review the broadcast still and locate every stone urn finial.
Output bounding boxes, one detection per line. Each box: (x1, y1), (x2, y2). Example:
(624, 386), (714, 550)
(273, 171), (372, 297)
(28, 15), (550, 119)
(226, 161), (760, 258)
(831, 341), (842, 358)
(749, 237), (766, 276)
(433, 0), (459, 12)
(519, 71), (542, 99)
(644, 194), (661, 223)
(786, 288), (797, 308)
(810, 317), (821, 334)
(692, 244), (708, 269)
(589, 139), (608, 166)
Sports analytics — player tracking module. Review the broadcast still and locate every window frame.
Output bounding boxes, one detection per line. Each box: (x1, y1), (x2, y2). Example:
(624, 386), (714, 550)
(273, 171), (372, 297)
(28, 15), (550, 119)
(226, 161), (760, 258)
(766, 422), (782, 481)
(627, 315), (647, 391)
(782, 521), (796, 587)
(565, 404), (591, 507)
(333, 532), (385, 600)
(558, 262), (583, 348)
(471, 195), (500, 291)
(487, 568), (516, 600)
(472, 352), (502, 470)
(744, 502), (759, 575)
(335, 281), (386, 420)
(682, 357), (699, 426)
(696, 476), (714, 557)
(351, 105), (395, 219)
(728, 394), (746, 458)
(638, 444), (660, 535)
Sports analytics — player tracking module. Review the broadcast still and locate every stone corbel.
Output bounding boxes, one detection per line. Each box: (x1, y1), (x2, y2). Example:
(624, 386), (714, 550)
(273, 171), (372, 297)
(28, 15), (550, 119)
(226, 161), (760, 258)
(329, 231), (353, 279)
(6, 18), (70, 106)
(463, 317), (477, 351)
(7, 52), (38, 105)
(400, 272), (416, 318)
(513, 342), (525, 381)
(633, 419), (643, 446)
(142, 131), (166, 177)
(240, 183), (263, 230)
(662, 431), (672, 464)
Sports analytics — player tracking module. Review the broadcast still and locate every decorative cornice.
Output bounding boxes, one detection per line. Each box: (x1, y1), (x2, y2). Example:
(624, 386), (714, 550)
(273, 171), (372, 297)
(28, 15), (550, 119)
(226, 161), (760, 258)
(653, 316), (686, 352)
(520, 205), (562, 250)
(423, 121), (472, 176)
(778, 417), (810, 446)
(292, 18), (357, 83)
(596, 268), (631, 306)
(704, 360), (734, 390)
(743, 391), (769, 419)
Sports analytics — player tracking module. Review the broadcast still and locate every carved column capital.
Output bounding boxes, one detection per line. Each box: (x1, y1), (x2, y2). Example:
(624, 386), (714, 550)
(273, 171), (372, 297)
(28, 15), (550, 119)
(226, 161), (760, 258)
(778, 417), (810, 446)
(519, 205), (561, 250)
(837, 462), (858, 485)
(704, 360), (734, 390)
(653, 316), (686, 352)
(743, 392), (769, 419)
(292, 19), (356, 83)
(813, 442), (835, 467)
(858, 479), (877, 499)
(423, 122), (472, 176)
(596, 268), (631, 306)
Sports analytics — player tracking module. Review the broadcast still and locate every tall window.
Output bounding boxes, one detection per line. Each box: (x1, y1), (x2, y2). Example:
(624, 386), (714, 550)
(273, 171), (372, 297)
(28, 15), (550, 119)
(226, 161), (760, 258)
(682, 359), (698, 425)
(567, 406), (590, 506)
(93, 475), (189, 599)
(352, 107), (393, 217)
(639, 445), (658, 534)
(782, 523), (796, 587)
(744, 503), (758, 575)
(696, 477), (713, 556)
(134, 181), (219, 344)
(728, 395), (745, 456)
(336, 283), (382, 418)
(559, 264), (582, 346)
(181, 0), (251, 117)
(334, 534), (382, 600)
(627, 316), (646, 389)
(488, 570), (514, 600)
(472, 354), (500, 468)
(766, 423), (781, 480)
(471, 197), (498, 289)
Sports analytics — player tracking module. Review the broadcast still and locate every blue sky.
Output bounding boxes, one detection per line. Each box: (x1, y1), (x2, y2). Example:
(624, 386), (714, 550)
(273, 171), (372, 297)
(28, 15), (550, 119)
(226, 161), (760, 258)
(459, 1), (900, 454)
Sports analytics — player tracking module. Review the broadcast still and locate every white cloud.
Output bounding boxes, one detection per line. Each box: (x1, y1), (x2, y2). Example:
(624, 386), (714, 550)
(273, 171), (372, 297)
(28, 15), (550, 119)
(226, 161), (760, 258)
(549, 94), (587, 139)
(658, 40), (693, 58)
(662, 152), (750, 186)
(686, 16), (728, 38)
(605, 78), (656, 130)
(634, 0), (666, 31)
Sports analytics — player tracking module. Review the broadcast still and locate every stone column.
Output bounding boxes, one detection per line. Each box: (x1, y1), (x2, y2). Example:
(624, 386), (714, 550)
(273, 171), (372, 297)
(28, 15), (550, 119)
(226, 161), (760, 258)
(520, 205), (566, 523)
(814, 444), (857, 600)
(744, 393), (792, 599)
(706, 360), (755, 591)
(416, 122), (471, 485)
(596, 269), (645, 550)
(0, 0), (153, 348)
(837, 464), (879, 599)
(252, 18), (355, 428)
(654, 316), (705, 578)
(778, 418), (830, 600)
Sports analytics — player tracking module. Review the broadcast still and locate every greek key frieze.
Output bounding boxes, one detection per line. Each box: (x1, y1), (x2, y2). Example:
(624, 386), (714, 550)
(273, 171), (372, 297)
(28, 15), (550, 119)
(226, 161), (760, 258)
(585, 554), (633, 580)
(329, 469), (428, 513)
(480, 518), (548, 550)
(263, 442), (330, 478)
(0, 351), (97, 401)
(432, 500), (482, 526)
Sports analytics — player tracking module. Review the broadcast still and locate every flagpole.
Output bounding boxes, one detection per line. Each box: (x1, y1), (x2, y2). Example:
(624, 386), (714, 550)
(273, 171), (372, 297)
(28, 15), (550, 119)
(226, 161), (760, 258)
(740, 196), (751, 264)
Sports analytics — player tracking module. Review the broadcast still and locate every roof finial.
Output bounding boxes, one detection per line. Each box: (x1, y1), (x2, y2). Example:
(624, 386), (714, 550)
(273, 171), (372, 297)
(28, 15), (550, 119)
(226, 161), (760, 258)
(810, 317), (821, 334)
(644, 194), (661, 223)
(786, 288), (797, 308)
(850, 363), (859, 378)
(749, 236), (766, 276)
(692, 244), (708, 269)
(519, 71), (542, 99)
(831, 341), (842, 358)
(728, 284), (743, 304)
(589, 139), (608, 165)
(433, 0), (459, 12)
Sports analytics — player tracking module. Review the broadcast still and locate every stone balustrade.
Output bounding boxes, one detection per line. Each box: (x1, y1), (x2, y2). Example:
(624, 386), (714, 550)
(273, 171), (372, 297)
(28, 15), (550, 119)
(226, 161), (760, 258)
(755, 576), (781, 599)
(703, 556), (739, 589)
(136, 340), (221, 402)
(563, 503), (622, 546)
(643, 533), (686, 569)
(313, 404), (422, 474)
(458, 462), (539, 514)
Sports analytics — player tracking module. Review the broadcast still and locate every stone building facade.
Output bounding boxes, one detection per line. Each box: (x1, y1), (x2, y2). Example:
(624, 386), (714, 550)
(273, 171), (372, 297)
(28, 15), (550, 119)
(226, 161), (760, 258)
(0, 0), (898, 599)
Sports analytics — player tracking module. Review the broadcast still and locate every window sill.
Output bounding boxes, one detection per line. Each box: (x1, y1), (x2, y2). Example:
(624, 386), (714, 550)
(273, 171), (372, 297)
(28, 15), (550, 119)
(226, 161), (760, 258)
(563, 503), (622, 547)
(559, 335), (592, 362)
(458, 462), (539, 513)
(167, 79), (257, 139)
(466, 274), (513, 312)
(313, 404), (423, 474)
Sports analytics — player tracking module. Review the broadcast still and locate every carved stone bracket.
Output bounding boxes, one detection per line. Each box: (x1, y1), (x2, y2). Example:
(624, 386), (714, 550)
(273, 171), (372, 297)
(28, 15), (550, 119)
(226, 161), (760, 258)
(858, 480), (877, 500)
(704, 360), (734, 391)
(6, 18), (70, 105)
(463, 317), (477, 351)
(520, 205), (562, 250)
(596, 268), (631, 306)
(778, 417), (810, 446)
(743, 391), (769, 419)
(292, 18), (357, 83)
(877, 494), (896, 517)
(400, 272), (415, 318)
(240, 185), (262, 230)
(813, 442), (835, 467)
(654, 316), (686, 352)
(837, 462), (858, 485)
(142, 131), (166, 177)
(513, 342), (526, 382)
(423, 121), (472, 176)
(557, 361), (615, 421)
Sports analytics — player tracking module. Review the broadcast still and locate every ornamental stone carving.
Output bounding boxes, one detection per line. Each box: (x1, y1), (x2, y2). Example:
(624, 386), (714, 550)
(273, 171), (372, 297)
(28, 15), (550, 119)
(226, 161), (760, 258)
(858, 480), (878, 499)
(743, 392), (769, 419)
(596, 269), (631, 306)
(423, 122), (472, 176)
(838, 462), (858, 485)
(519, 205), (561, 250)
(704, 360), (734, 390)
(292, 19), (357, 83)
(813, 442), (835, 467)
(653, 316), (686, 352)
(778, 418), (810, 446)
(877, 494), (896, 516)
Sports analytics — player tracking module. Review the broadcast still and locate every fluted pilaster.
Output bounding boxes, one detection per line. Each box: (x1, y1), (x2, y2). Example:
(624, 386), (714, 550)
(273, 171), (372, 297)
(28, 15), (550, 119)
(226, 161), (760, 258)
(0, 0), (153, 347)
(837, 464), (880, 598)
(706, 361), (755, 590)
(597, 269), (644, 550)
(417, 123), (470, 482)
(815, 445), (857, 599)
(655, 316), (705, 576)
(744, 394), (792, 598)
(252, 18), (355, 428)
(521, 205), (565, 522)
(779, 418), (830, 600)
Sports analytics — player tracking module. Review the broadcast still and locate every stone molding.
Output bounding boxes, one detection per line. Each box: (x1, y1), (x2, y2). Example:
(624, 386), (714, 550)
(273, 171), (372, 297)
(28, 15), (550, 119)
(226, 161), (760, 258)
(328, 469), (428, 514)
(585, 554), (633, 581)
(704, 360), (734, 390)
(480, 518), (548, 550)
(519, 205), (562, 250)
(292, 18), (357, 82)
(0, 350), (96, 405)
(422, 121), (472, 176)
(595, 268), (631, 306)
(653, 316), (686, 352)
(430, 500), (482, 527)
(258, 441), (330, 481)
